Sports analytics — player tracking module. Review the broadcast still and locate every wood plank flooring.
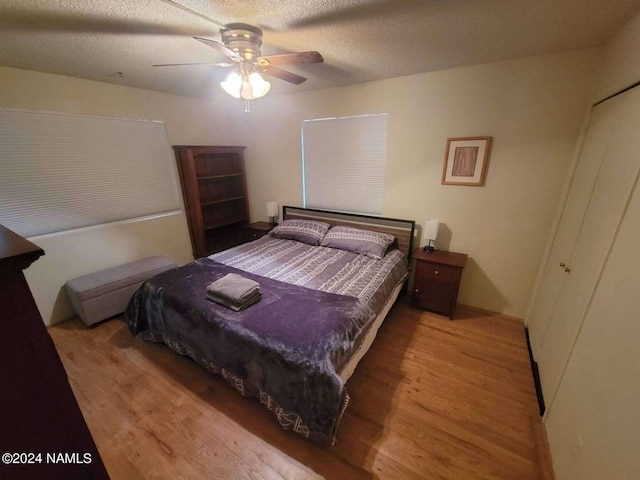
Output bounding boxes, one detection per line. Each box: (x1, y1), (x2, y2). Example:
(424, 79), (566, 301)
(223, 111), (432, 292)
(49, 299), (549, 479)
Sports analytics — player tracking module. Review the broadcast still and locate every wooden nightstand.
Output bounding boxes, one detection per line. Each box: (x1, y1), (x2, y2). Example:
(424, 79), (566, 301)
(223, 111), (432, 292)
(412, 249), (468, 319)
(243, 221), (275, 242)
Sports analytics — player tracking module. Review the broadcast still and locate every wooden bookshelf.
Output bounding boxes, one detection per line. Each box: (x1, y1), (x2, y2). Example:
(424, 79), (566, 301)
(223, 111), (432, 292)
(173, 146), (249, 258)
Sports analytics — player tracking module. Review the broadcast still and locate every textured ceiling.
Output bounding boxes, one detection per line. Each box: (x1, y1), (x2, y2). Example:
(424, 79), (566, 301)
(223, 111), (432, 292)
(1, 0), (639, 100)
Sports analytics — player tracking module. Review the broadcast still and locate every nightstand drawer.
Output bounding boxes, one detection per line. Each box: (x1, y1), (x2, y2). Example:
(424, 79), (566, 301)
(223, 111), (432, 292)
(415, 262), (460, 285)
(242, 221), (274, 242)
(245, 228), (268, 241)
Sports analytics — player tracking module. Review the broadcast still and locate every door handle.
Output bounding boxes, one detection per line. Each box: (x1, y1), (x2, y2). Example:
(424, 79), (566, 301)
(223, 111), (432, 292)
(560, 262), (566, 268)
(564, 267), (571, 273)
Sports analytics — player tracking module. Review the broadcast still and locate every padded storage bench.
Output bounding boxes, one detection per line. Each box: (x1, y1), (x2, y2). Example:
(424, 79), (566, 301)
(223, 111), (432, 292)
(66, 256), (176, 327)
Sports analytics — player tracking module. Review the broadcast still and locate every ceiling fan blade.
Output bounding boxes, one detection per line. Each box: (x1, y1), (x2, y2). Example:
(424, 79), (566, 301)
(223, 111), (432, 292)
(258, 51), (324, 66)
(153, 62), (234, 67)
(0, 8), (211, 36)
(193, 36), (243, 62)
(259, 65), (307, 85)
(289, 0), (421, 28)
(159, 0), (225, 28)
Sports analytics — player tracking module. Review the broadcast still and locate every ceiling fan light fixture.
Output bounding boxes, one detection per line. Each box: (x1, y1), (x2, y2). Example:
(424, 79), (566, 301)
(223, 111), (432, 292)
(220, 69), (270, 101)
(248, 72), (271, 98)
(159, 23), (323, 106)
(220, 70), (242, 99)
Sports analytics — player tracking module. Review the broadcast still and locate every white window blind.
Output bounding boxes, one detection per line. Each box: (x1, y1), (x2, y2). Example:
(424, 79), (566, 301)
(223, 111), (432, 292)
(0, 109), (181, 237)
(302, 113), (387, 215)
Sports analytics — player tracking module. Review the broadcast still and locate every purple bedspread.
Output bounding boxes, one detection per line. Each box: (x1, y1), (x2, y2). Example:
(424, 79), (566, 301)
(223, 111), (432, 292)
(125, 258), (376, 443)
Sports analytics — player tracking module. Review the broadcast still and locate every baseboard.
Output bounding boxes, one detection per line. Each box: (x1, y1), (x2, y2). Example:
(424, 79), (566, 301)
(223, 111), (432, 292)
(532, 414), (555, 480)
(525, 326), (545, 416)
(456, 303), (523, 322)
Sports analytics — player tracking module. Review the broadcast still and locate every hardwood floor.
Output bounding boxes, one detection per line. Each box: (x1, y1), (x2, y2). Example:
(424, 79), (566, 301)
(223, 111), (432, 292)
(49, 299), (549, 479)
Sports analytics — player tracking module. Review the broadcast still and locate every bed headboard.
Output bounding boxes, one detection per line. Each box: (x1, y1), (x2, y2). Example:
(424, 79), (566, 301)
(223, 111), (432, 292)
(282, 206), (416, 262)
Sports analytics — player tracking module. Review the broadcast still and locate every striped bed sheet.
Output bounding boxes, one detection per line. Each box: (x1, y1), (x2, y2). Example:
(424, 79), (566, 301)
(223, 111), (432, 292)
(209, 235), (409, 315)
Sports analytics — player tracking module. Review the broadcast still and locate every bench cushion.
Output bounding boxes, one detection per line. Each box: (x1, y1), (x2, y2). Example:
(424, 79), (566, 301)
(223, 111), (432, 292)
(66, 256), (176, 326)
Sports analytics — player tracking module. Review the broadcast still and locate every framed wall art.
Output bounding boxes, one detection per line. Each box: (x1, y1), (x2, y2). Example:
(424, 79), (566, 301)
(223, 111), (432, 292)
(441, 136), (493, 186)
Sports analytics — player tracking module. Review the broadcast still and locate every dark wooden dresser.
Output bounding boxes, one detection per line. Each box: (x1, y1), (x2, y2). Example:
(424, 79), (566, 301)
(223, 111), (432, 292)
(0, 225), (109, 479)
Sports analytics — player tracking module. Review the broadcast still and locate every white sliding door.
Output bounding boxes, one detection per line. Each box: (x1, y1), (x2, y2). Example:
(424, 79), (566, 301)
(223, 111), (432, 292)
(528, 96), (621, 354)
(528, 86), (640, 410)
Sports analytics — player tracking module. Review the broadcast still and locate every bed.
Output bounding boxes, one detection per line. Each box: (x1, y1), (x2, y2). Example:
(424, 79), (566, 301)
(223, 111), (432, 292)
(125, 206), (415, 444)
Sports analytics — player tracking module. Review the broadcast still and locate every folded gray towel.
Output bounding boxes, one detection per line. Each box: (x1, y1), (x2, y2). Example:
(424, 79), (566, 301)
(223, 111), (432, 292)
(207, 290), (261, 311)
(206, 273), (261, 311)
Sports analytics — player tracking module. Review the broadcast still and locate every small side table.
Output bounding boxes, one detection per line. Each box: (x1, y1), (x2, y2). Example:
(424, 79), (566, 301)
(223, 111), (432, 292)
(412, 248), (468, 319)
(243, 221), (275, 242)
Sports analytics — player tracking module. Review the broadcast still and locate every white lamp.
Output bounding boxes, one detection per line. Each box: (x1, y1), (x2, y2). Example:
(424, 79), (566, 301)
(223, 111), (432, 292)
(266, 201), (279, 226)
(423, 219), (440, 253)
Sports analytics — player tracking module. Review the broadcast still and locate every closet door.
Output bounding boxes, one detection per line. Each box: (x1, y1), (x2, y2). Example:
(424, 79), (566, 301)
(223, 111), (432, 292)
(528, 96), (621, 355)
(534, 86), (640, 406)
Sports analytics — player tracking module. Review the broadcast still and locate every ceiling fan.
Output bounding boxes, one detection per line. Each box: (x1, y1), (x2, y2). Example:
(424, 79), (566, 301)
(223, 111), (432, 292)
(154, 23), (324, 102)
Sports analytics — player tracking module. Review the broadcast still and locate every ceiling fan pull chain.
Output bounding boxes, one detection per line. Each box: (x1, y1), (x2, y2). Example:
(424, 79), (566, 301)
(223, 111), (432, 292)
(244, 100), (251, 114)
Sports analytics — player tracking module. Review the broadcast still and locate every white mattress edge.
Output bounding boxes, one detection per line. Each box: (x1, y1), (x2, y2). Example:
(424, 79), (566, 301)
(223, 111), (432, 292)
(339, 279), (405, 383)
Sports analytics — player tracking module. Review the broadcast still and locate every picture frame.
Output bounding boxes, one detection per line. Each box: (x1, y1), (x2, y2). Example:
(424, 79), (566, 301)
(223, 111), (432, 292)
(441, 136), (493, 186)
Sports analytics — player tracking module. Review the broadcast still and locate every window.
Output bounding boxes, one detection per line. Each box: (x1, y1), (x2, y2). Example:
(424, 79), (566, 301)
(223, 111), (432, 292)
(0, 109), (180, 237)
(302, 113), (387, 215)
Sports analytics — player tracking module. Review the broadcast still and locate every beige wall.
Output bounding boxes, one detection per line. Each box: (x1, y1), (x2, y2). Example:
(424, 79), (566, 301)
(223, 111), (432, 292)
(0, 47), (606, 323)
(242, 49), (601, 318)
(595, 10), (640, 101)
(0, 66), (245, 325)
